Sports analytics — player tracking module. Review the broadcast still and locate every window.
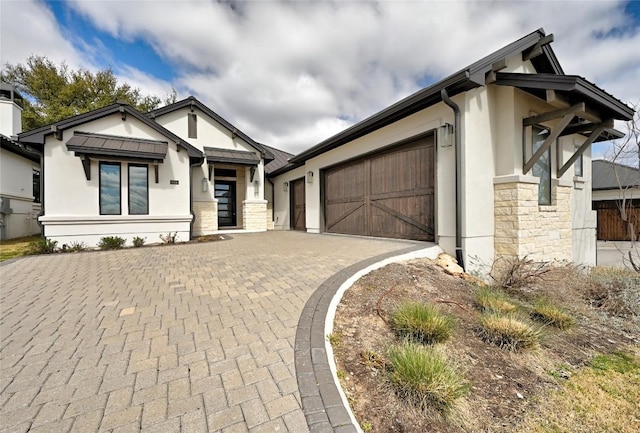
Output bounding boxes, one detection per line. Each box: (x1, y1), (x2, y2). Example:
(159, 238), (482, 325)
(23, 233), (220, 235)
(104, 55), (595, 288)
(188, 113), (197, 138)
(100, 162), (121, 215)
(215, 168), (236, 178)
(574, 145), (583, 177)
(532, 126), (551, 205)
(128, 164), (149, 215)
(32, 169), (40, 203)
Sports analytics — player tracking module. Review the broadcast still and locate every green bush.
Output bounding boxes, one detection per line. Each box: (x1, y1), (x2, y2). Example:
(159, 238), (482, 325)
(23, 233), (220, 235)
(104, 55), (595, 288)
(531, 298), (574, 329)
(387, 342), (468, 412)
(27, 238), (58, 254)
(390, 302), (454, 344)
(132, 236), (146, 247)
(99, 236), (126, 250)
(478, 313), (541, 351)
(475, 286), (517, 314)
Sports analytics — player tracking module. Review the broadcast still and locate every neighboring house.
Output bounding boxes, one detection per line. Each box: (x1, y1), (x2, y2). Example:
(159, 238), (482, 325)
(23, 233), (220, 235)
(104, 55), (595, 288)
(269, 29), (634, 273)
(592, 159), (640, 241)
(17, 97), (274, 247)
(0, 83), (41, 240)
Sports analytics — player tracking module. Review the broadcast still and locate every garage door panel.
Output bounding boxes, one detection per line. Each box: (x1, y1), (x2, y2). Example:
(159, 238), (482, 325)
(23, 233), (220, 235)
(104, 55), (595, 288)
(324, 135), (435, 241)
(326, 204), (366, 235)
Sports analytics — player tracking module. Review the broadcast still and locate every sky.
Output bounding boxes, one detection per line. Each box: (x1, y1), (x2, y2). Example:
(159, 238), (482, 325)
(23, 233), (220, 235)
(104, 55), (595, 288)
(1, 0), (639, 157)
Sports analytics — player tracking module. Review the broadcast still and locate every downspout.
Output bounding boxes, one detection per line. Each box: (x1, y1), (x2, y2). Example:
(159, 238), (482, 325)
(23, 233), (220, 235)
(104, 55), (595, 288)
(440, 88), (464, 270)
(267, 178), (275, 227)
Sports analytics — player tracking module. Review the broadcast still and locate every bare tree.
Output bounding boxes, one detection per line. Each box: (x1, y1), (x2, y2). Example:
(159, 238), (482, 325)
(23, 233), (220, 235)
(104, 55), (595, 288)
(606, 102), (640, 271)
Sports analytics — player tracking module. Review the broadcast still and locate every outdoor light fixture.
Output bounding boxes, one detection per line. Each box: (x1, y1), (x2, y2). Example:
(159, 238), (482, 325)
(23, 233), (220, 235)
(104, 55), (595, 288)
(307, 171), (314, 184)
(201, 177), (208, 192)
(439, 123), (454, 147)
(283, 181), (289, 191)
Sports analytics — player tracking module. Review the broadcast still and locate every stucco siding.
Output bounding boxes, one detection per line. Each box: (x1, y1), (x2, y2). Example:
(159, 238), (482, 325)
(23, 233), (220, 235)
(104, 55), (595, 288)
(40, 113), (192, 246)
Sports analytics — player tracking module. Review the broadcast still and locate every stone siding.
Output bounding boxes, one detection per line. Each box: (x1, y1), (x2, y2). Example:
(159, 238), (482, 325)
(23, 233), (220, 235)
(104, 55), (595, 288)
(193, 200), (218, 236)
(494, 179), (572, 262)
(242, 200), (268, 231)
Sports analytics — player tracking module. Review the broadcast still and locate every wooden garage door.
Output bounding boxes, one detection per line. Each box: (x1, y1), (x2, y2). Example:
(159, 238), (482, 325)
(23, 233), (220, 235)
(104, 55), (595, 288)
(324, 135), (435, 241)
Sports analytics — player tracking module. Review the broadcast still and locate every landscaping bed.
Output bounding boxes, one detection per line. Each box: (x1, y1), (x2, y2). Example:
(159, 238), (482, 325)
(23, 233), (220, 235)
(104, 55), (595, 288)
(331, 258), (639, 433)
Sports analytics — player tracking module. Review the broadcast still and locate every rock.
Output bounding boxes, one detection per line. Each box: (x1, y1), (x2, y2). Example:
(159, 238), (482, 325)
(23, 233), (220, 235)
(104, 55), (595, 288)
(436, 253), (464, 275)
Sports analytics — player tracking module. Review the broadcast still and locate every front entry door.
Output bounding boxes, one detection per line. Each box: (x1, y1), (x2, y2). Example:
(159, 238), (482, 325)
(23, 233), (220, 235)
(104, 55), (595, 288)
(215, 181), (236, 227)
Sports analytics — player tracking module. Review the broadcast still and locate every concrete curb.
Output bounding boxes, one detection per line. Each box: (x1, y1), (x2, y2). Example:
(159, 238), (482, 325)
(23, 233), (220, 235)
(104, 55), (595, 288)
(294, 243), (442, 432)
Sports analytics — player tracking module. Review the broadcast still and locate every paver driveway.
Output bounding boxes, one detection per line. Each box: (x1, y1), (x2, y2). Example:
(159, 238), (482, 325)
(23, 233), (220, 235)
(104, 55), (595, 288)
(0, 231), (417, 433)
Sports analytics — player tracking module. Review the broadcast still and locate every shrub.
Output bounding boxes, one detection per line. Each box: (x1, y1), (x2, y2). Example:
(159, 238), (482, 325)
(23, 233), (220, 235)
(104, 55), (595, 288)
(390, 302), (454, 345)
(387, 342), (468, 412)
(99, 236), (126, 250)
(475, 286), (517, 314)
(132, 236), (146, 248)
(587, 267), (640, 317)
(531, 298), (574, 329)
(490, 255), (549, 289)
(67, 241), (88, 252)
(27, 238), (58, 254)
(478, 313), (541, 351)
(159, 232), (177, 244)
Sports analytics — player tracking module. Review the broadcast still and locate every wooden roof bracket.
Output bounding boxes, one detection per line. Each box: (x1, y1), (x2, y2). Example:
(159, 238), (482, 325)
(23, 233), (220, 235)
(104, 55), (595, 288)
(52, 125), (62, 141)
(81, 154), (91, 181)
(557, 119), (613, 178)
(119, 105), (126, 121)
(485, 59), (508, 84)
(250, 166), (257, 182)
(208, 163), (213, 181)
(522, 34), (554, 61)
(523, 103), (583, 174)
(154, 161), (159, 184)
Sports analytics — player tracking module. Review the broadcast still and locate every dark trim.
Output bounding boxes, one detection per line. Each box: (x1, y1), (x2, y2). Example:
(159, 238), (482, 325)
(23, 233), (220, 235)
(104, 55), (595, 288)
(128, 163), (149, 215)
(206, 158), (259, 166)
(18, 102), (204, 161)
(148, 96), (273, 161)
(287, 29), (562, 167)
(494, 72), (634, 120)
(99, 161), (122, 215)
(0, 134), (40, 162)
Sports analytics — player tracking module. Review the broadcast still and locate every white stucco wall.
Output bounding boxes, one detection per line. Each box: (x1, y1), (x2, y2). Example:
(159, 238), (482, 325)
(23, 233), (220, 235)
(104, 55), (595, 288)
(154, 106), (265, 203)
(0, 149), (40, 239)
(0, 98), (22, 137)
(39, 113), (193, 246)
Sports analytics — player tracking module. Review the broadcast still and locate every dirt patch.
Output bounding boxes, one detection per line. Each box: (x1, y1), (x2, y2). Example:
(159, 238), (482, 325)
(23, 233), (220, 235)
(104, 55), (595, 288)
(331, 259), (639, 433)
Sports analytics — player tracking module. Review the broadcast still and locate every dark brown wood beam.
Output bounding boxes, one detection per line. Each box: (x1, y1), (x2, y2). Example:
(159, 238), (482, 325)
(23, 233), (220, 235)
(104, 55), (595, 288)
(557, 121), (612, 178)
(559, 118), (614, 137)
(523, 103), (584, 126)
(523, 110), (576, 174)
(522, 34), (554, 61)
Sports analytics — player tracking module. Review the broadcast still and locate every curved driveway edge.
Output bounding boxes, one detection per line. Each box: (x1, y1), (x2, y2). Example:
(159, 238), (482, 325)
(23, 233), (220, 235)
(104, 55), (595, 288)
(294, 244), (442, 433)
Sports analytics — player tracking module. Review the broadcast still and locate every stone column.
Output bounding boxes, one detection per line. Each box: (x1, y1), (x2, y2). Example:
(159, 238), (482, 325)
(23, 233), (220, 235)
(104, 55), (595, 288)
(242, 199), (268, 231)
(193, 199), (218, 236)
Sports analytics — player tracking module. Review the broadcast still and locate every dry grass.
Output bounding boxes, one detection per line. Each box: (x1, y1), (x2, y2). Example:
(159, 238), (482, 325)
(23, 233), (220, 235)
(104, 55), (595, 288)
(387, 342), (468, 413)
(478, 313), (541, 351)
(0, 235), (40, 261)
(474, 286), (518, 314)
(518, 347), (640, 433)
(531, 298), (574, 330)
(390, 302), (455, 344)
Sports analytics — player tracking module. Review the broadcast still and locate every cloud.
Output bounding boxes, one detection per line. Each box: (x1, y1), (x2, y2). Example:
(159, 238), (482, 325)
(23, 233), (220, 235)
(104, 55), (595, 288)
(3, 0), (639, 156)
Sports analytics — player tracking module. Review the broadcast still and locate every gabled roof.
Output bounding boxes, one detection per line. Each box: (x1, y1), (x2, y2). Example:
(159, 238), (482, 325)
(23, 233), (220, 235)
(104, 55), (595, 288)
(1, 133), (39, 163)
(593, 159), (640, 190)
(288, 28), (560, 165)
(147, 97), (274, 162)
(17, 102), (203, 161)
(261, 143), (294, 175)
(494, 73), (634, 121)
(67, 132), (168, 161)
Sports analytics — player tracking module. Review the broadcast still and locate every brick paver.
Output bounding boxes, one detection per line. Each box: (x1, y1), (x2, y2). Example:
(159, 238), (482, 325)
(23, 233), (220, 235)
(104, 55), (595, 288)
(0, 231), (415, 432)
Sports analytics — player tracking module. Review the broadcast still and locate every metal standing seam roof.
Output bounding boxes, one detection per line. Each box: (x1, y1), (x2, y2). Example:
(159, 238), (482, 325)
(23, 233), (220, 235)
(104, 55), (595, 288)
(261, 143), (294, 175)
(592, 159), (640, 190)
(203, 147), (260, 165)
(17, 102), (203, 161)
(66, 132), (168, 160)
